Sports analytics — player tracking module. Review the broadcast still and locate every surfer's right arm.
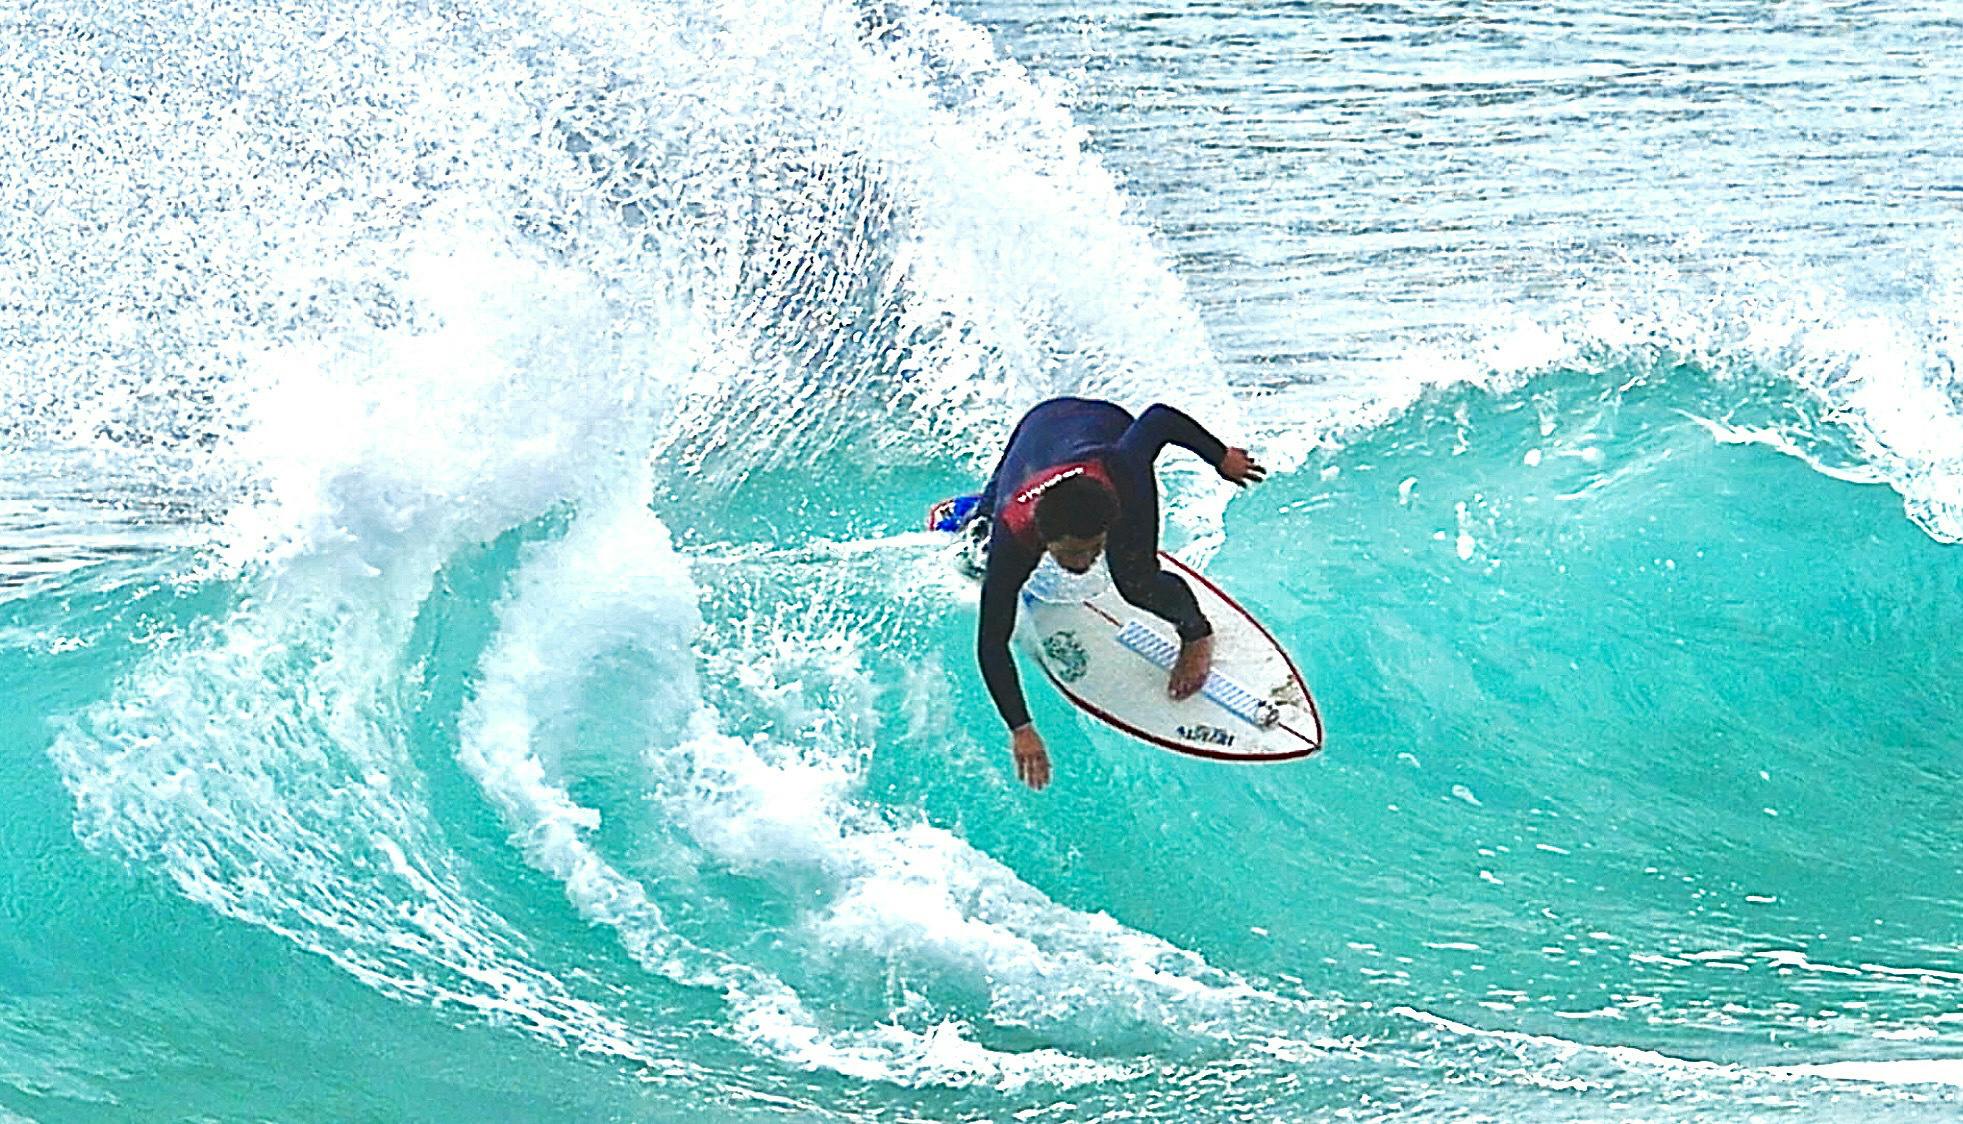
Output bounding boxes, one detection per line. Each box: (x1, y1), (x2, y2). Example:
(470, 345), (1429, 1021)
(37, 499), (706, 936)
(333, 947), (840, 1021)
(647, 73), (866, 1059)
(1115, 404), (1267, 486)
(1115, 403), (1227, 468)
(977, 537), (1051, 790)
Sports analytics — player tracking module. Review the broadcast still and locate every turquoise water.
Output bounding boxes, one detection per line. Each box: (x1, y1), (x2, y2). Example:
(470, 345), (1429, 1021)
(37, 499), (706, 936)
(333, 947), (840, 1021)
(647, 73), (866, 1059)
(5, 0), (1962, 1120)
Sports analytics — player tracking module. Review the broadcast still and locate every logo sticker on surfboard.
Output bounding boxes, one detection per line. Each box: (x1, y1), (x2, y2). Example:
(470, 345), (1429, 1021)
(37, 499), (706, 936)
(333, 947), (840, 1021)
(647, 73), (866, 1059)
(1042, 631), (1090, 683)
(1177, 723), (1237, 748)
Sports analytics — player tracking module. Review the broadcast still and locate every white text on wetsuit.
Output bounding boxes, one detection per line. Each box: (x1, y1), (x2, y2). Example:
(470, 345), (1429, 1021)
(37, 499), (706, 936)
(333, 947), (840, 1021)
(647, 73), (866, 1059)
(1015, 465), (1086, 506)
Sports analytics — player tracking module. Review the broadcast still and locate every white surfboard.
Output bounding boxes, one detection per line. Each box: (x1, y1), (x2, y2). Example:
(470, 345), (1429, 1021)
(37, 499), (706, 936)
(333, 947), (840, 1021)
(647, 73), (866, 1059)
(953, 538), (1316, 765)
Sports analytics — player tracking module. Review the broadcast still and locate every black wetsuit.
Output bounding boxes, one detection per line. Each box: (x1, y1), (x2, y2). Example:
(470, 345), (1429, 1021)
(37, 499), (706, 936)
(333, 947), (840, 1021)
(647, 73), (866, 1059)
(975, 398), (1229, 731)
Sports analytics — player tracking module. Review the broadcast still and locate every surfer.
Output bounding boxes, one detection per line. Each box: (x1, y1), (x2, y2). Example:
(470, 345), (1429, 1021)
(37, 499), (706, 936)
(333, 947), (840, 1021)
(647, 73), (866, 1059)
(968, 398), (1265, 790)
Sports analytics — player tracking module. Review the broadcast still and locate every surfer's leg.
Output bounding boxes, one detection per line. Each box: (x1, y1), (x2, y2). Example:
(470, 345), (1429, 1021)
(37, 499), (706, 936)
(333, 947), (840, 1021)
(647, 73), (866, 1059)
(1106, 494), (1211, 642)
(1111, 558), (1211, 641)
(1109, 539), (1213, 699)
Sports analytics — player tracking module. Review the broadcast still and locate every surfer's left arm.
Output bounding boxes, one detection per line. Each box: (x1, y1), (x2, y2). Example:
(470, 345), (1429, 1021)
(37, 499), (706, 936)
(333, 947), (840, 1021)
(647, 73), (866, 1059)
(1116, 404), (1267, 486)
(977, 546), (1055, 791)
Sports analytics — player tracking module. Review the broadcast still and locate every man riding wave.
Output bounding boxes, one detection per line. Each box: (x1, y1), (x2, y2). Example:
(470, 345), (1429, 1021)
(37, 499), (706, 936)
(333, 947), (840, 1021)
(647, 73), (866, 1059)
(957, 398), (1266, 790)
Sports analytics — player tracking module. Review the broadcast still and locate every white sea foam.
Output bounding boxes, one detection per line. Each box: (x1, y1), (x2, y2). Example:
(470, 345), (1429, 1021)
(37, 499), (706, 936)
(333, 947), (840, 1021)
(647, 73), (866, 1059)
(15, 0), (1963, 1113)
(44, 225), (713, 1073)
(27, 0), (1296, 1084)
(1398, 1005), (1963, 1097)
(455, 481), (1309, 1087)
(1775, 1059), (1963, 1088)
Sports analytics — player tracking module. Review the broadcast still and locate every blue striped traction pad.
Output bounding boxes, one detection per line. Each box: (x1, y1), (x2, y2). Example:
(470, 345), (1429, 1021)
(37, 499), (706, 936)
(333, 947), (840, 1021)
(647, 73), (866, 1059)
(1113, 620), (1281, 729)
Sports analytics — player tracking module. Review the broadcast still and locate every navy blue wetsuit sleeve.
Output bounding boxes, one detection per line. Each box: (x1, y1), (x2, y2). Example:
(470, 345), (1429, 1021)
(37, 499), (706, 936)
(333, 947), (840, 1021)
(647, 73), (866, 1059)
(1112, 404), (1229, 471)
(977, 536), (1041, 731)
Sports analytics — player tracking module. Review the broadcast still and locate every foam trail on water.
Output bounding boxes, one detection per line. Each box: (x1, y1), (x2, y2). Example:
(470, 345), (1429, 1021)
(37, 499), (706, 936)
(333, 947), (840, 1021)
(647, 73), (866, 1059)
(1774, 1060), (1963, 1089)
(458, 482), (1331, 1087)
(458, 486), (1152, 1087)
(1398, 1006), (1963, 1096)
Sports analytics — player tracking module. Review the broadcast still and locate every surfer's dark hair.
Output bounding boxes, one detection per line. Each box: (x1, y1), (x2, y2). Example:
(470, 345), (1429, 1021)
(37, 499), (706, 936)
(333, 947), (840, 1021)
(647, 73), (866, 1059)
(1034, 475), (1117, 541)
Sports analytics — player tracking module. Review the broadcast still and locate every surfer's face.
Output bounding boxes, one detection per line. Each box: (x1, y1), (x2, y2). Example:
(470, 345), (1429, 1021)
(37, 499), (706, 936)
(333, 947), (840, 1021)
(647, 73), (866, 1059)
(1047, 534), (1106, 574)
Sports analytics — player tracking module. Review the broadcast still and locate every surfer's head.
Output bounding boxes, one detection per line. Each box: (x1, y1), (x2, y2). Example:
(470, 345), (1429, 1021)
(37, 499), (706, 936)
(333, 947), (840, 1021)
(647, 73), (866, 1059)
(1035, 475), (1115, 573)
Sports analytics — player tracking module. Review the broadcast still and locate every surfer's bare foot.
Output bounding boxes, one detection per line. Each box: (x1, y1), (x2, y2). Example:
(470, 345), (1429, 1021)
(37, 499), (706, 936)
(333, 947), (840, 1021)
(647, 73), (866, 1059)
(1169, 635), (1212, 700)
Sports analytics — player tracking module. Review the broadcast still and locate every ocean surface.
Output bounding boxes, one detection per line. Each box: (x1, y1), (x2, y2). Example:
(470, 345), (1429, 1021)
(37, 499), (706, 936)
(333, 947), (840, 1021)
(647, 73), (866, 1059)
(4, 0), (1961, 1119)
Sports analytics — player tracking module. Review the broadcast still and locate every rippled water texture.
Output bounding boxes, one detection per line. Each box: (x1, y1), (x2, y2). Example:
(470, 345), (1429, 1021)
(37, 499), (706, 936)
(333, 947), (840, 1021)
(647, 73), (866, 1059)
(2, 1), (1959, 1120)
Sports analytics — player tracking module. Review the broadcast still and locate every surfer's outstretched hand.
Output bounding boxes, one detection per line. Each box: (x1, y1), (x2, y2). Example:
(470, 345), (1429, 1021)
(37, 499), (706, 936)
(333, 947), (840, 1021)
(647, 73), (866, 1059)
(1170, 635), (1213, 700)
(1219, 447), (1267, 487)
(1010, 725), (1051, 791)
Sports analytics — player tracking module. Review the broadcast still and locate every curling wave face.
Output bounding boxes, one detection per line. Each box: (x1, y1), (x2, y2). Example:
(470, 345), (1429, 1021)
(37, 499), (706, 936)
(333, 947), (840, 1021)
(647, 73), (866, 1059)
(2, 0), (1962, 1119)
